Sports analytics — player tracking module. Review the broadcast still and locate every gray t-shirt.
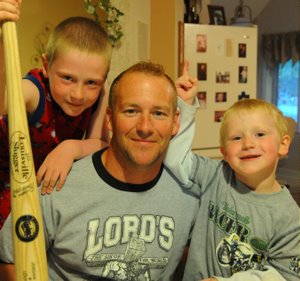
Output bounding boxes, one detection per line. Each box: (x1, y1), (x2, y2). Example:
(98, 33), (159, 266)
(181, 156), (300, 281)
(0, 149), (200, 281)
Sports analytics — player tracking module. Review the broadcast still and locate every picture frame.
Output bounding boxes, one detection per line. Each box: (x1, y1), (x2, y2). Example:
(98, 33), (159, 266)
(207, 5), (227, 25)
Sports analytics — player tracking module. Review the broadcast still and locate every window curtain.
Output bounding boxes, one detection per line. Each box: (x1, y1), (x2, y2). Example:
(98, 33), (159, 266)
(262, 31), (300, 69)
(259, 31), (300, 132)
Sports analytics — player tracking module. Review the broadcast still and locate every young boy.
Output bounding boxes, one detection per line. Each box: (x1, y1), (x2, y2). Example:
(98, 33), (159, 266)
(168, 73), (300, 280)
(0, 0), (112, 228)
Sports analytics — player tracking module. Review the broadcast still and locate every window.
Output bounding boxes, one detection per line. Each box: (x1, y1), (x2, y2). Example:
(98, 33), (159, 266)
(277, 60), (299, 131)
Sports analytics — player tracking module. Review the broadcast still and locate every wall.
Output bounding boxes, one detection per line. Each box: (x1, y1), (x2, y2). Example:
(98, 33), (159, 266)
(150, 0), (179, 79)
(17, 0), (151, 84)
(209, 0), (269, 26)
(14, 1), (300, 87)
(149, 0), (229, 79)
(16, 0), (187, 82)
(107, 0), (150, 84)
(17, 0), (89, 75)
(256, 0), (299, 34)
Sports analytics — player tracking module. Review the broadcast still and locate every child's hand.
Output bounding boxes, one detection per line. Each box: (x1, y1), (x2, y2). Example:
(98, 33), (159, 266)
(37, 141), (75, 195)
(176, 60), (198, 105)
(0, 0), (22, 22)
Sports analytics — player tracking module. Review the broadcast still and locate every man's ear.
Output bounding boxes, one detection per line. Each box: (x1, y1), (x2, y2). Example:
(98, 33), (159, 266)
(278, 134), (291, 158)
(41, 54), (49, 78)
(106, 107), (113, 132)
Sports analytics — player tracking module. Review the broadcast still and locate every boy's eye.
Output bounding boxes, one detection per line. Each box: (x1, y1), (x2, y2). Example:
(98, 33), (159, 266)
(256, 132), (266, 137)
(87, 80), (97, 86)
(231, 136), (241, 141)
(62, 75), (73, 82)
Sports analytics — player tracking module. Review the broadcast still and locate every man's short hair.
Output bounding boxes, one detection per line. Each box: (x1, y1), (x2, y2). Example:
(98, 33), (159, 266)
(109, 61), (178, 113)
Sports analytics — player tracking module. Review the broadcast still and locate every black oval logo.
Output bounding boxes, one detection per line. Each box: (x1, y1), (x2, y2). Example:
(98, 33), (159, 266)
(15, 215), (39, 242)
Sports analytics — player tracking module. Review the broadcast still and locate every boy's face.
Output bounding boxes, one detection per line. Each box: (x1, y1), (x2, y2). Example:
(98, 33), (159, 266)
(43, 49), (109, 117)
(107, 72), (179, 170)
(220, 109), (290, 184)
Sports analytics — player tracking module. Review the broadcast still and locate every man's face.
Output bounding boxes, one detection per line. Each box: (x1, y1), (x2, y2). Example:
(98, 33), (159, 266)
(107, 72), (179, 170)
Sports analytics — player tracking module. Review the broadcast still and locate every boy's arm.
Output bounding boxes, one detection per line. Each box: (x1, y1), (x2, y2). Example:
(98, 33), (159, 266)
(206, 266), (287, 281)
(176, 61), (198, 106)
(0, 1), (39, 116)
(165, 98), (198, 185)
(37, 138), (108, 194)
(205, 209), (300, 281)
(164, 61), (199, 185)
(37, 84), (110, 193)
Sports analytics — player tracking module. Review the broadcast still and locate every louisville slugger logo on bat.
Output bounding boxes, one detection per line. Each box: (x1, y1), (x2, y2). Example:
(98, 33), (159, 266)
(10, 131), (32, 185)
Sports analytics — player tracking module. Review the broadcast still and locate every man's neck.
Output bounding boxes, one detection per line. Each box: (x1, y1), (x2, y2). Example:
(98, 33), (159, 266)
(101, 148), (163, 184)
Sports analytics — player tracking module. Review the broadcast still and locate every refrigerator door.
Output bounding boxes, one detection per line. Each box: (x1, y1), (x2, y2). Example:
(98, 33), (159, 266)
(184, 24), (258, 157)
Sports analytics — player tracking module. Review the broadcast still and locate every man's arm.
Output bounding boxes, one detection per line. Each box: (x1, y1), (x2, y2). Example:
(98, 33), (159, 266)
(0, 263), (15, 281)
(0, 213), (16, 281)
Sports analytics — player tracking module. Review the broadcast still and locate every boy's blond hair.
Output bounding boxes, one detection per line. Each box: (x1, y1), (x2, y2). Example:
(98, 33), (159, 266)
(220, 98), (288, 147)
(45, 16), (112, 68)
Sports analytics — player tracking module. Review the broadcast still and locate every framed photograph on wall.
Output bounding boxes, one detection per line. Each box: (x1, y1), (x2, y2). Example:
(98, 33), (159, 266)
(196, 34), (207, 52)
(238, 43), (247, 58)
(208, 5), (227, 25)
(197, 63), (207, 81)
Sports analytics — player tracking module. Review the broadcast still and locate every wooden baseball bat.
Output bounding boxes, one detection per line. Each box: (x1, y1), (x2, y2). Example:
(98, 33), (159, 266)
(2, 21), (48, 280)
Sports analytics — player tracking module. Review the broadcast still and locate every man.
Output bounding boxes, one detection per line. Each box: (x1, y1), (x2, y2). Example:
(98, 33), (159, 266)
(0, 62), (200, 280)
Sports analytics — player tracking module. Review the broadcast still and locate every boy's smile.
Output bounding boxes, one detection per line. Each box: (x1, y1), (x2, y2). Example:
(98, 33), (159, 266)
(239, 153), (261, 160)
(221, 109), (289, 192)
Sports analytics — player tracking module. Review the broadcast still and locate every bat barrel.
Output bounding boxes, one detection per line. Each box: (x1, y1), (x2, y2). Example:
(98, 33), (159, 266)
(2, 21), (48, 280)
